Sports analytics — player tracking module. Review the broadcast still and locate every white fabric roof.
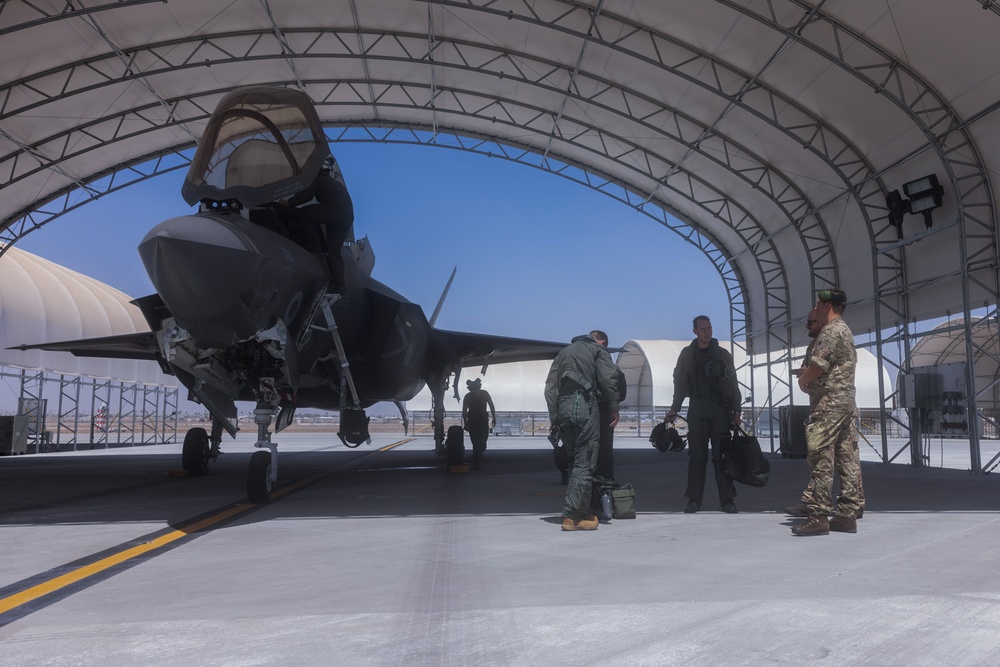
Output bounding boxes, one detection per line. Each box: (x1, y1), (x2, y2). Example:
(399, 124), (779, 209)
(1, 1), (999, 349)
(0, 245), (174, 385)
(407, 338), (890, 413)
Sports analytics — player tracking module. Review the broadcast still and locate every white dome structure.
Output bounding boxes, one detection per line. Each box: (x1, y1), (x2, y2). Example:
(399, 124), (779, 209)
(619, 339), (890, 413)
(406, 338), (890, 416)
(405, 360), (552, 414)
(0, 245), (173, 386)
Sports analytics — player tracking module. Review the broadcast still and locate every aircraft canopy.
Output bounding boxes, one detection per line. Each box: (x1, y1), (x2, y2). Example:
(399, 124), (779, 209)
(182, 87), (330, 208)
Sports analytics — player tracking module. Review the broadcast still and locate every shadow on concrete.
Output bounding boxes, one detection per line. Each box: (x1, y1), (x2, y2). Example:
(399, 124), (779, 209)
(2, 446), (998, 532)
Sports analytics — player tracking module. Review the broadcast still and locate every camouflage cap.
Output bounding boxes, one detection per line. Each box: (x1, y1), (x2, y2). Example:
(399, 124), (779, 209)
(817, 288), (847, 304)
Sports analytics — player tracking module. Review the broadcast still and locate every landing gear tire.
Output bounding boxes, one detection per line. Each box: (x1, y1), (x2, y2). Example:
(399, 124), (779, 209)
(182, 427), (210, 476)
(247, 450), (273, 504)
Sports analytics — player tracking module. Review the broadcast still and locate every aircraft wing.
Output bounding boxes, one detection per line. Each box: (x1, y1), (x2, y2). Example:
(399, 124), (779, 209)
(431, 329), (566, 368)
(9, 332), (160, 362)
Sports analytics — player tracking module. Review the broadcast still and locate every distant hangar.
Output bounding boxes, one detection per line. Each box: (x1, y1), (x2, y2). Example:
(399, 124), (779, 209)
(405, 339), (892, 417)
(0, 246), (178, 450)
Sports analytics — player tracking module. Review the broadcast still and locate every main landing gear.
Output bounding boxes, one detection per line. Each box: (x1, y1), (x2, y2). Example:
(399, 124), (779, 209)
(181, 419), (223, 476)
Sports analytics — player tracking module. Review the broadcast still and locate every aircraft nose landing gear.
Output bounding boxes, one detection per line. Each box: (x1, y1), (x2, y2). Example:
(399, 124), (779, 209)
(247, 406), (278, 504)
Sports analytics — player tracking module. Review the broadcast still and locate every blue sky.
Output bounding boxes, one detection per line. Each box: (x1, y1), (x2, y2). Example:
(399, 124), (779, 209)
(17, 142), (735, 348)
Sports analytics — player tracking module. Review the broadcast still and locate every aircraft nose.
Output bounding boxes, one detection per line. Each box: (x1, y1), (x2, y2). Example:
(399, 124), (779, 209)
(140, 217), (251, 310)
(138, 214), (269, 345)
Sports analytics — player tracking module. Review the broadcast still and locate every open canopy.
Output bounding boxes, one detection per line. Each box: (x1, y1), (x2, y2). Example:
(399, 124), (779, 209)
(182, 86), (329, 208)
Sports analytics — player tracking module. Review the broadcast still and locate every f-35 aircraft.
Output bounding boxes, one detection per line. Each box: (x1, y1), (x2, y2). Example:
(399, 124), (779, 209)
(14, 86), (565, 503)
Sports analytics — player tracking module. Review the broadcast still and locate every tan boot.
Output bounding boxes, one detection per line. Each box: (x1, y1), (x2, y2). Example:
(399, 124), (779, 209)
(829, 515), (858, 533)
(792, 515), (830, 536)
(561, 515), (599, 531)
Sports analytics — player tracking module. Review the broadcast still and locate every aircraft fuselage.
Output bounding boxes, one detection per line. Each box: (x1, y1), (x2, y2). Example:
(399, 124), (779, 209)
(137, 210), (429, 415)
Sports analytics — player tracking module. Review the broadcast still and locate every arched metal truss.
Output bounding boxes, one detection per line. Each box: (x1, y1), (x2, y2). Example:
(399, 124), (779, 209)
(1, 0), (998, 471)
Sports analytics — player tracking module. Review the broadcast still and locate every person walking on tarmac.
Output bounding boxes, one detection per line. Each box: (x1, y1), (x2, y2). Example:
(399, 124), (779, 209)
(545, 331), (620, 531)
(665, 316), (742, 514)
(462, 378), (496, 471)
(279, 155), (354, 293)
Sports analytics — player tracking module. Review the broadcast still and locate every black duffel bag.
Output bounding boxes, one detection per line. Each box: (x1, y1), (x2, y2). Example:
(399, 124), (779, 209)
(721, 425), (770, 487)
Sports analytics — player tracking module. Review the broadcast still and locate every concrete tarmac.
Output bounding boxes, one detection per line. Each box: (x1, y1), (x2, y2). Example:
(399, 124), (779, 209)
(1, 433), (999, 666)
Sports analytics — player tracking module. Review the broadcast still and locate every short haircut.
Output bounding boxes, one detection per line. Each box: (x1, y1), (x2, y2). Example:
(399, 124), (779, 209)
(589, 330), (608, 345)
(692, 315), (711, 329)
(817, 288), (847, 314)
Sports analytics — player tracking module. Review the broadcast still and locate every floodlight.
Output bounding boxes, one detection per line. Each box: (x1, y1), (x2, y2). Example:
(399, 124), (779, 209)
(885, 189), (908, 239)
(902, 174), (944, 227)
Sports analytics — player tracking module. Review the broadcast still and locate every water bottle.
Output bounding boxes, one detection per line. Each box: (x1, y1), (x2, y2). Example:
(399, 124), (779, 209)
(601, 490), (613, 520)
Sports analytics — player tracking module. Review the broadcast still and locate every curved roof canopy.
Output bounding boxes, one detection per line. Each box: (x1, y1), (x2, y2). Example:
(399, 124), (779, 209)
(2, 1), (999, 350)
(0, 245), (175, 385)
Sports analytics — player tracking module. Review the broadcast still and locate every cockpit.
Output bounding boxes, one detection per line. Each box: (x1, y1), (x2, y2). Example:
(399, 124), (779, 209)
(180, 86), (373, 277)
(182, 86), (329, 209)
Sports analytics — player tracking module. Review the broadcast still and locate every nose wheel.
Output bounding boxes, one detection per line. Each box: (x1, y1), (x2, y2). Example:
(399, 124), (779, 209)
(247, 406), (278, 504)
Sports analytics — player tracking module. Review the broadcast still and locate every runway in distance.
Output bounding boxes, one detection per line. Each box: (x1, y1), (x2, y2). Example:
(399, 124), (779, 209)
(13, 86), (565, 502)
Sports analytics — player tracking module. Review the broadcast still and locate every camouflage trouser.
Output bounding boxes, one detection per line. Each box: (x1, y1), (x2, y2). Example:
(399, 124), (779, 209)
(557, 392), (600, 519)
(802, 410), (863, 518)
(800, 430), (866, 512)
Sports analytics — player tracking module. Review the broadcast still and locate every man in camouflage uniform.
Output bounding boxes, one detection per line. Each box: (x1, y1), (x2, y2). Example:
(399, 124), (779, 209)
(792, 289), (863, 536)
(545, 330), (620, 531)
(786, 308), (865, 520)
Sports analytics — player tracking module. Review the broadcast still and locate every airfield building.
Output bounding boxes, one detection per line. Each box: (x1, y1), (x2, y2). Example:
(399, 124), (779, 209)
(0, 246), (179, 452)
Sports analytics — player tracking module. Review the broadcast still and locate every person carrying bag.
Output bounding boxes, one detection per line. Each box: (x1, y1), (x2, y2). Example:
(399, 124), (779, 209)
(721, 425), (770, 487)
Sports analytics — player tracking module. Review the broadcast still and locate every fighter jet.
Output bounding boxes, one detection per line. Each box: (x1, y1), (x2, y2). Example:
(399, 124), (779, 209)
(13, 86), (565, 503)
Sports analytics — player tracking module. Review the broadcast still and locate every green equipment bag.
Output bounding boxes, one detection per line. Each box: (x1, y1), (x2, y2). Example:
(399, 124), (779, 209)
(610, 483), (636, 519)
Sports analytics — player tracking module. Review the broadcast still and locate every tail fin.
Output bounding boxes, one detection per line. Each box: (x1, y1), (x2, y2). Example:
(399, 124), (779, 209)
(428, 266), (457, 328)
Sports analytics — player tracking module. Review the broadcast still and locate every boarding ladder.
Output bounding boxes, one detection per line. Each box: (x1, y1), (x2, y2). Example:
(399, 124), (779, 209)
(311, 293), (362, 413)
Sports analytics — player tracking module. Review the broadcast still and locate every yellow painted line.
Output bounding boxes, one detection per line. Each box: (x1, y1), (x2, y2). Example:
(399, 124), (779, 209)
(379, 438), (413, 452)
(0, 500), (247, 615)
(0, 479), (320, 613)
(0, 441), (414, 617)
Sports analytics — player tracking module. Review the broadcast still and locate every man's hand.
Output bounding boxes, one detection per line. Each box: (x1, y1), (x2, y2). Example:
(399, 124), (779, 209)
(547, 425), (559, 448)
(665, 408), (678, 423)
(797, 363), (823, 395)
(609, 410), (620, 428)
